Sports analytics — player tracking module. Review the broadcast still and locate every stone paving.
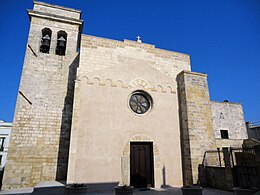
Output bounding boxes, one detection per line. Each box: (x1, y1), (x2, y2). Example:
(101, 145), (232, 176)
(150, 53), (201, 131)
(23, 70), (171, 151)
(0, 187), (234, 195)
(88, 187), (234, 195)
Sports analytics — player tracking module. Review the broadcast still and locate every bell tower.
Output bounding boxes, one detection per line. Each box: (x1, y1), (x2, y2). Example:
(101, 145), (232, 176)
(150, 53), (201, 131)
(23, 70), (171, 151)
(2, 1), (83, 189)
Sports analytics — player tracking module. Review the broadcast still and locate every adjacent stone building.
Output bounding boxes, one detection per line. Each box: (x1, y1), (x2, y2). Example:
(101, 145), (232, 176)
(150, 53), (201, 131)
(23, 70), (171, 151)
(0, 120), (12, 169)
(246, 121), (260, 141)
(2, 1), (249, 191)
(211, 101), (248, 147)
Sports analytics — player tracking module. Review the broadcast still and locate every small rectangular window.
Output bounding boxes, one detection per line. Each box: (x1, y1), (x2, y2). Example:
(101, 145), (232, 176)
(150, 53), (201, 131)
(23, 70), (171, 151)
(220, 130), (229, 139)
(0, 137), (6, 151)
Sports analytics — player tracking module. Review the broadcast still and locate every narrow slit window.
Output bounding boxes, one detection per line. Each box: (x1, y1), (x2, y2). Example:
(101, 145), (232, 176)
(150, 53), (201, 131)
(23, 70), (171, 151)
(220, 112), (224, 119)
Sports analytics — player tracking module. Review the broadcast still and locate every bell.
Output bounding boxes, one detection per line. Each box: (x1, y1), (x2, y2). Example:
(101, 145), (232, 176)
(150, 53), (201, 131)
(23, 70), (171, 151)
(40, 34), (51, 53)
(41, 34), (51, 47)
(56, 36), (66, 55)
(57, 36), (66, 49)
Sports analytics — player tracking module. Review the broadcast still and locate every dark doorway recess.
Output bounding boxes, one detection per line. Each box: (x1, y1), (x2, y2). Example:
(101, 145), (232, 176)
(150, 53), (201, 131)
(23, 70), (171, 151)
(130, 142), (154, 188)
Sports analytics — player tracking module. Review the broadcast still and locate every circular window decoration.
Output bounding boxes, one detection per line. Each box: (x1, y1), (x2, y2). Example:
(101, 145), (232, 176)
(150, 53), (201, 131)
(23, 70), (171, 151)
(129, 91), (152, 114)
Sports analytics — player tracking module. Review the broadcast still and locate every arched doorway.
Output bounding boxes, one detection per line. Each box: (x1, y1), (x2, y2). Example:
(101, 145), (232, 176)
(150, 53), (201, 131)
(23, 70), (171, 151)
(121, 135), (161, 188)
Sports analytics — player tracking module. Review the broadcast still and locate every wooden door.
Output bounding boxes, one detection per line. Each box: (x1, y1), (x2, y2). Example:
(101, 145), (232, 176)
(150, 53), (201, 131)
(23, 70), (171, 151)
(130, 142), (154, 188)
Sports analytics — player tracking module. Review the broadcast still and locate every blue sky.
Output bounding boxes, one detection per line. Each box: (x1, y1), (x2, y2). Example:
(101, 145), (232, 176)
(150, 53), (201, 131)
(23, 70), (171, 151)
(0, 0), (259, 122)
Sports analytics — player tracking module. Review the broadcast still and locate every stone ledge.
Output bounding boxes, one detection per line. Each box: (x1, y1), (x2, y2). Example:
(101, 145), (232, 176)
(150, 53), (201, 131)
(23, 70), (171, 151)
(177, 70), (208, 79)
(215, 138), (245, 141)
(34, 1), (81, 13)
(0, 188), (33, 194)
(211, 100), (242, 105)
(28, 10), (83, 25)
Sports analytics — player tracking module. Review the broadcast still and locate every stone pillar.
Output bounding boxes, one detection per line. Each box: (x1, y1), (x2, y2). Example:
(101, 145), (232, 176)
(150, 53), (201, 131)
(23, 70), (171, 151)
(177, 70), (215, 186)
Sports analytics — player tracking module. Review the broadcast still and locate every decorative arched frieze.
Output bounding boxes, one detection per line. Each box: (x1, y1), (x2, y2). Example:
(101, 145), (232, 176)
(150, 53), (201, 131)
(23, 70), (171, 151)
(75, 76), (176, 94)
(150, 85), (157, 92)
(130, 79), (150, 90)
(78, 75), (94, 84)
(93, 77), (100, 85)
(157, 85), (163, 91)
(117, 80), (124, 87)
(166, 85), (176, 94)
(106, 79), (113, 87)
(80, 76), (89, 82)
(99, 79), (106, 86)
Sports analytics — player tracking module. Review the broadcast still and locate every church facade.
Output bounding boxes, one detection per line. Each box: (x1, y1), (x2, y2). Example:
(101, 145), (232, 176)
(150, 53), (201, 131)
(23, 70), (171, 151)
(2, 1), (248, 191)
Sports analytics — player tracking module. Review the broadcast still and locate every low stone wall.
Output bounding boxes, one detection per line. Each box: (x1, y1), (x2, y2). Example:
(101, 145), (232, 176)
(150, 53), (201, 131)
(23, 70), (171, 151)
(215, 139), (244, 148)
(205, 166), (234, 191)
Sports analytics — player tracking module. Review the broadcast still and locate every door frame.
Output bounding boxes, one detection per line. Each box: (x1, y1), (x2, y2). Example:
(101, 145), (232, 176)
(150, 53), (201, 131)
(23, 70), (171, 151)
(130, 141), (154, 188)
(121, 135), (161, 188)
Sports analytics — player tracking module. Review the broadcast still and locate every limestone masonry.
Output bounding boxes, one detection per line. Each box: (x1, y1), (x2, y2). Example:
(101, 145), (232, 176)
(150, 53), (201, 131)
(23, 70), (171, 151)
(2, 1), (248, 191)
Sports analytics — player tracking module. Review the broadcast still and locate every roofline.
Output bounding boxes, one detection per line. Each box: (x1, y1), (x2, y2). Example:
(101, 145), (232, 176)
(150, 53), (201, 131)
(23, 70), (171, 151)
(177, 70), (207, 79)
(211, 100), (242, 105)
(82, 34), (190, 57)
(0, 121), (12, 127)
(28, 10), (83, 26)
(34, 1), (82, 14)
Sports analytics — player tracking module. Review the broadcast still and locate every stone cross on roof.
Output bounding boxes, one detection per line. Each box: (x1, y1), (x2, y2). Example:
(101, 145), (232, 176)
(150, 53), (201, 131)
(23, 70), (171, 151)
(136, 36), (142, 43)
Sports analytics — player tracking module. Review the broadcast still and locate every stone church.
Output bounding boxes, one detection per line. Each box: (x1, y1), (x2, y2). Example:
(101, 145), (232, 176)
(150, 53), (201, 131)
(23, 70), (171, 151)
(2, 1), (248, 191)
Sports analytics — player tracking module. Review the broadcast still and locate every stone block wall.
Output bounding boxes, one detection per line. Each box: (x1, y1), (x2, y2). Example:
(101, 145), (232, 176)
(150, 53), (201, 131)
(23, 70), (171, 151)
(177, 71), (216, 186)
(2, 2), (82, 189)
(211, 101), (248, 140)
(246, 122), (260, 141)
(215, 139), (244, 148)
(205, 167), (234, 191)
(33, 1), (81, 19)
(79, 35), (191, 83)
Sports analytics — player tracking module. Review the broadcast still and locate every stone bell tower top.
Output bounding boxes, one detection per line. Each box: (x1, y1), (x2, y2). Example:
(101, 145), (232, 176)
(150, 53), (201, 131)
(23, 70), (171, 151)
(28, 1), (83, 29)
(26, 1), (83, 55)
(30, 1), (82, 19)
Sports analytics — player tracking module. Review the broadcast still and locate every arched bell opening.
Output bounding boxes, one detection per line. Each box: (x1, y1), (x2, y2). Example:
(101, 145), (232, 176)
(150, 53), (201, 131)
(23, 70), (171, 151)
(56, 31), (67, 56)
(40, 28), (52, 54)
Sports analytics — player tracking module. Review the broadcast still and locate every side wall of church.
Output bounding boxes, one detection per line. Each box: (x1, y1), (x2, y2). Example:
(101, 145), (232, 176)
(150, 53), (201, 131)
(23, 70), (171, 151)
(2, 2), (82, 189)
(177, 71), (216, 186)
(211, 101), (248, 147)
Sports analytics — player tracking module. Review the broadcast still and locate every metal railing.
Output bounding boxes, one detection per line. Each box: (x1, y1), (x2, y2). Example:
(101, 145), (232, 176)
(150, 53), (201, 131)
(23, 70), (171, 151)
(203, 146), (257, 168)
(230, 146), (259, 188)
(230, 146), (256, 167)
(202, 148), (224, 167)
(203, 146), (259, 188)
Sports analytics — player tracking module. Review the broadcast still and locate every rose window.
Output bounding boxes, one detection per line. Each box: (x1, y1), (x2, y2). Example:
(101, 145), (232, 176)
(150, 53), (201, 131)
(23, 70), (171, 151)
(129, 92), (151, 114)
